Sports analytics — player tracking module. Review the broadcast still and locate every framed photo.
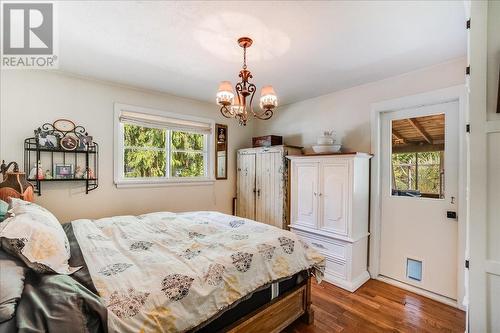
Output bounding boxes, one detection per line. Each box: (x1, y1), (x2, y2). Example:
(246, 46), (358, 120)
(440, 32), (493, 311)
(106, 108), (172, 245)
(215, 124), (228, 180)
(217, 125), (227, 144)
(36, 131), (59, 149)
(78, 135), (93, 150)
(60, 135), (79, 151)
(54, 164), (73, 179)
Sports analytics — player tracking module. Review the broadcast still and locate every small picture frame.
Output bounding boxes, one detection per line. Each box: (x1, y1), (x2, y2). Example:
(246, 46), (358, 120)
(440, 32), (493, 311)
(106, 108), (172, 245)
(215, 124), (228, 180)
(54, 164), (73, 179)
(36, 130), (59, 149)
(60, 135), (79, 151)
(217, 126), (227, 144)
(78, 135), (93, 150)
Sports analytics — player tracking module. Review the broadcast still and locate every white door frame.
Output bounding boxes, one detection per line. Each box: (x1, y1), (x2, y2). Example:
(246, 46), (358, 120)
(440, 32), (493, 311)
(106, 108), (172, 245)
(369, 85), (468, 310)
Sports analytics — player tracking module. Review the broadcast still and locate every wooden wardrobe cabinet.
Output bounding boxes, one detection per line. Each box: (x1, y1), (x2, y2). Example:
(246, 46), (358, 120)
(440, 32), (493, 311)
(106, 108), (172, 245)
(236, 145), (301, 229)
(287, 153), (372, 292)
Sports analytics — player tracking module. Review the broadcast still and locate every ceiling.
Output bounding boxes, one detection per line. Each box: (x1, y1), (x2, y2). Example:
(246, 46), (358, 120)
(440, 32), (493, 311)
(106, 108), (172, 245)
(57, 1), (467, 105)
(392, 114), (445, 152)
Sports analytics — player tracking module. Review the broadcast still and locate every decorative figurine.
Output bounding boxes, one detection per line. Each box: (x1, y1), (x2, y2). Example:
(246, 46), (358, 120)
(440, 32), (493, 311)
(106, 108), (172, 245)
(44, 170), (53, 179)
(28, 161), (44, 180)
(74, 166), (84, 179)
(85, 167), (95, 179)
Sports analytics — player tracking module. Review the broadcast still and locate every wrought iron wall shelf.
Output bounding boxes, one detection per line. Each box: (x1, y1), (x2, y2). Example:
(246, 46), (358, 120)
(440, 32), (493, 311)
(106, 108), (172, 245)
(24, 136), (99, 196)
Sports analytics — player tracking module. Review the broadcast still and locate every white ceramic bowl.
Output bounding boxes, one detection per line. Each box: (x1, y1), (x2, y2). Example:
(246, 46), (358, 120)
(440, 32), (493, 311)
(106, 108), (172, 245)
(317, 136), (335, 145)
(312, 144), (342, 153)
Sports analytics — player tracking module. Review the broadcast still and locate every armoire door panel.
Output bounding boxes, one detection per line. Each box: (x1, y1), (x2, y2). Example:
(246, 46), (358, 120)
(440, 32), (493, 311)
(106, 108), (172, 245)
(321, 163), (349, 235)
(256, 152), (283, 228)
(294, 163), (318, 228)
(237, 153), (256, 220)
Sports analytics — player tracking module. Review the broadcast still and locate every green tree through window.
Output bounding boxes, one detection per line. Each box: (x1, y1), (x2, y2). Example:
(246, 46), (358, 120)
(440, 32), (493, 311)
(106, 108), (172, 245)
(123, 124), (206, 178)
(392, 151), (443, 198)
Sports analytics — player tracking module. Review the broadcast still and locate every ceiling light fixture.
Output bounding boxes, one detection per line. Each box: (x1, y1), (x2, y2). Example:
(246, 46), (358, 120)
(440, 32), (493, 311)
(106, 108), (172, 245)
(216, 37), (278, 126)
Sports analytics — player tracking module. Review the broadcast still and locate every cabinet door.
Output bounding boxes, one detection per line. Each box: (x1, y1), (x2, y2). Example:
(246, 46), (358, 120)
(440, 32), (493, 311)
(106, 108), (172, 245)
(255, 152), (283, 228)
(292, 162), (319, 228)
(237, 153), (256, 220)
(320, 161), (349, 235)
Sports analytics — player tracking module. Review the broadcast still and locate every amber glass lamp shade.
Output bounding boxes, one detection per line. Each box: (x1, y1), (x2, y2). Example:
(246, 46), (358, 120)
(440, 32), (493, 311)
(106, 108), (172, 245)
(231, 100), (244, 115)
(216, 81), (235, 106)
(259, 85), (278, 110)
(0, 161), (34, 202)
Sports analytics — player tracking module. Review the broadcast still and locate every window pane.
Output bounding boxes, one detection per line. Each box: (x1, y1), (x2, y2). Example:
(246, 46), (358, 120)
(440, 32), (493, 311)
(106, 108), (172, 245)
(171, 131), (204, 151)
(171, 152), (205, 177)
(124, 148), (166, 178)
(391, 114), (445, 199)
(417, 164), (441, 195)
(392, 153), (417, 193)
(124, 124), (166, 148)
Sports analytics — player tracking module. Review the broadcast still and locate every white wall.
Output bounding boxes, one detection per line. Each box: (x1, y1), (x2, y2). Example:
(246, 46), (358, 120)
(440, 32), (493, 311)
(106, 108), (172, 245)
(254, 57), (466, 153)
(0, 70), (254, 223)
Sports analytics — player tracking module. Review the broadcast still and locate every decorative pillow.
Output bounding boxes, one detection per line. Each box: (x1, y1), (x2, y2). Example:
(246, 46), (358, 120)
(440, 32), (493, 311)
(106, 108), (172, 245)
(0, 250), (27, 323)
(0, 198), (80, 274)
(0, 200), (8, 222)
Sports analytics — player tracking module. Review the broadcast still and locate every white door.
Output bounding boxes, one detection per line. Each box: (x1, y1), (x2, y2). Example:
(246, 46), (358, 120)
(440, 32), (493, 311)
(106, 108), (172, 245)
(379, 101), (459, 300)
(237, 153), (256, 220)
(255, 152), (283, 228)
(292, 162), (319, 228)
(320, 161), (349, 236)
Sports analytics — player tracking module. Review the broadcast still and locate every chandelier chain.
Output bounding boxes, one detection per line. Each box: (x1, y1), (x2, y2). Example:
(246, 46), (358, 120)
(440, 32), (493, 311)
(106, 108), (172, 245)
(243, 46), (247, 70)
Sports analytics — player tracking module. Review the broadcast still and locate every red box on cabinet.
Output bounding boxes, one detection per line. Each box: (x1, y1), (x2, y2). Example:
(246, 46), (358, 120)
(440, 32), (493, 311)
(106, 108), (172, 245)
(252, 135), (283, 148)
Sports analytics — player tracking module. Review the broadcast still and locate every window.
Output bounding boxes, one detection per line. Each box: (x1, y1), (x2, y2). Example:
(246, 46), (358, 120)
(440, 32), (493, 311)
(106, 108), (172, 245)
(114, 104), (214, 186)
(391, 114), (445, 199)
(392, 151), (444, 198)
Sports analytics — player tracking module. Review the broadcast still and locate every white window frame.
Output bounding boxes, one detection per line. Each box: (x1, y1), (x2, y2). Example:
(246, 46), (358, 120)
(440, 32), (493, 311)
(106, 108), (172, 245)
(114, 103), (215, 188)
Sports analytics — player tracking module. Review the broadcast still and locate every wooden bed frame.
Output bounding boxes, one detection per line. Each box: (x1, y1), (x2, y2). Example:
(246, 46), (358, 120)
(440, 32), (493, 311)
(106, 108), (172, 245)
(225, 274), (314, 333)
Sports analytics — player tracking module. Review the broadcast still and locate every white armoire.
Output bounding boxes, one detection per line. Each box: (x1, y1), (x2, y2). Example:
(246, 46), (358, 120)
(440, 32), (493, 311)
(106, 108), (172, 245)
(287, 153), (372, 292)
(237, 145), (301, 229)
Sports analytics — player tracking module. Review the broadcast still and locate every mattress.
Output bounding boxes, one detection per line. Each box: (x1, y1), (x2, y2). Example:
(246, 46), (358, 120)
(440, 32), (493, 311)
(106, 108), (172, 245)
(6, 221), (313, 333)
(66, 221), (308, 332)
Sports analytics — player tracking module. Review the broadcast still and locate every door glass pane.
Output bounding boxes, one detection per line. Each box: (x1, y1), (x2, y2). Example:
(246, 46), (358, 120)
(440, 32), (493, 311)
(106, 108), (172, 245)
(391, 114), (445, 199)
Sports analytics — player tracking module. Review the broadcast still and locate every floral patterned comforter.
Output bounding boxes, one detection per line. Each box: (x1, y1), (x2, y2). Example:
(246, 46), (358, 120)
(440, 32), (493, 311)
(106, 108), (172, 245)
(71, 211), (325, 333)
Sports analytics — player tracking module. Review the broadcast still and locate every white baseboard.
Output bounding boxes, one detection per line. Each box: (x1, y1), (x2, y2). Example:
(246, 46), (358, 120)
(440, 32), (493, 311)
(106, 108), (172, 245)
(376, 275), (463, 309)
(323, 271), (370, 292)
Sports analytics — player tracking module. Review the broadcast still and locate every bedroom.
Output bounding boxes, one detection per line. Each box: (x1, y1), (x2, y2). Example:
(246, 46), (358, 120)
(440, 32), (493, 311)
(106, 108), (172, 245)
(0, 1), (498, 332)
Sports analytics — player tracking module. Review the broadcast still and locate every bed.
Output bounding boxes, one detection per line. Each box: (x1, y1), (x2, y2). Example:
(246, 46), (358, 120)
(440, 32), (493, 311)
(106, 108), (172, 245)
(0, 209), (325, 333)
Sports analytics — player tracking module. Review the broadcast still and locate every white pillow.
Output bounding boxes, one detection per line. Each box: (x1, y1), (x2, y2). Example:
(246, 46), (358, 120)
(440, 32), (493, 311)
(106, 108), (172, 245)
(0, 199), (80, 274)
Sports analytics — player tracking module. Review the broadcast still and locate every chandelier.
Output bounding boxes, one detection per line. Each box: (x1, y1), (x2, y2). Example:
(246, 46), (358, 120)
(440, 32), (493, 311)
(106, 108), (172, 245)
(216, 37), (278, 126)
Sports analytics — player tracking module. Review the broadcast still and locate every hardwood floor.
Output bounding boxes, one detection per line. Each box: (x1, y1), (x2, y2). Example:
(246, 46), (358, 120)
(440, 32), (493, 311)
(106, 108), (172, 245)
(286, 279), (466, 333)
